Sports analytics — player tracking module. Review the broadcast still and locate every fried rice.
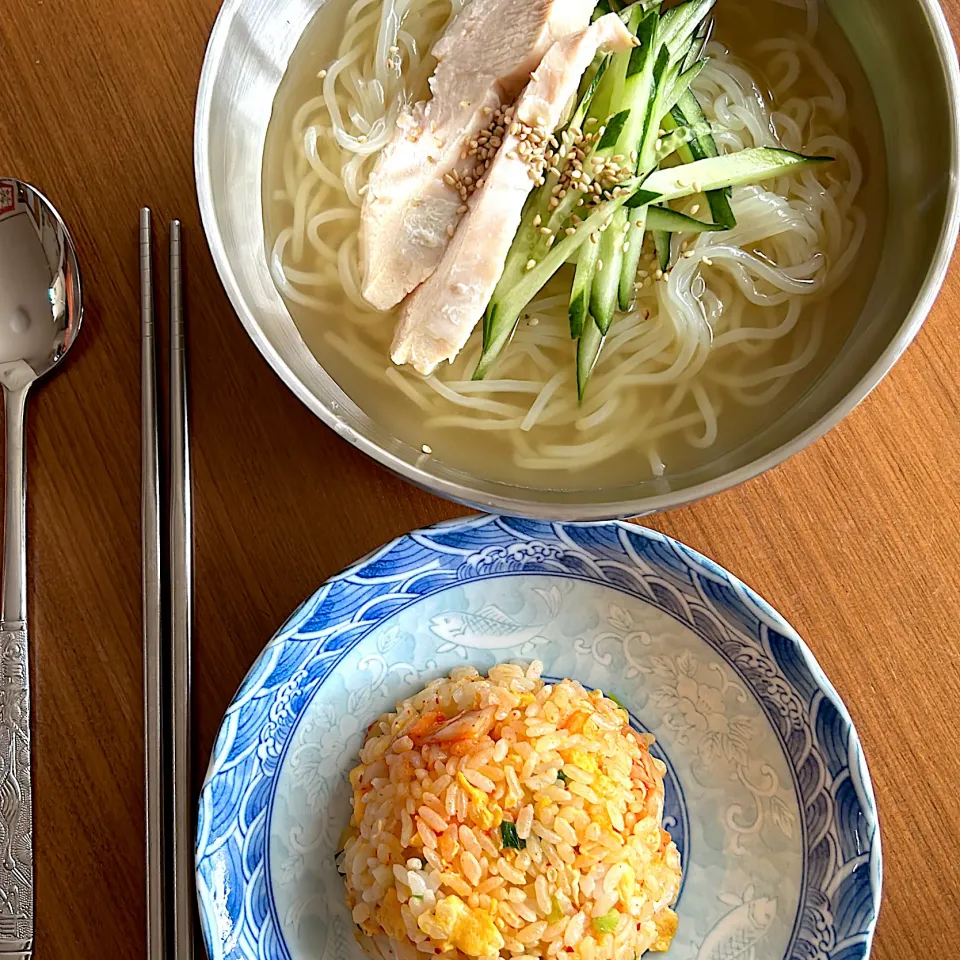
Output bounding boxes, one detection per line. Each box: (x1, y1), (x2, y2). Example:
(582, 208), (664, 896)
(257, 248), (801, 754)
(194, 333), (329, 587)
(342, 662), (681, 960)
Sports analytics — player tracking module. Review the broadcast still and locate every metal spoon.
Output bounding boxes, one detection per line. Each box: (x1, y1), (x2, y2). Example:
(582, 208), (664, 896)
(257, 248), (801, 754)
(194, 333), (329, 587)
(0, 178), (82, 958)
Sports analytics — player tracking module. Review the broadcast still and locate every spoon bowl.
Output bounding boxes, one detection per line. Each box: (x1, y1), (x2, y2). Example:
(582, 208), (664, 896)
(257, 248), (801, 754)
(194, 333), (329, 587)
(0, 179), (82, 391)
(0, 177), (83, 958)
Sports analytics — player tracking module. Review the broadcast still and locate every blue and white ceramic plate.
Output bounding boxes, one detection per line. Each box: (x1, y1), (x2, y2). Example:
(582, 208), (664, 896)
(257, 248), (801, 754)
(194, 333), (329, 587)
(196, 516), (881, 960)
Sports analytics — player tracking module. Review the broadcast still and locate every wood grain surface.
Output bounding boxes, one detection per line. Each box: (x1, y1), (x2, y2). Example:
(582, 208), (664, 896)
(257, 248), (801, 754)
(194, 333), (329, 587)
(0, 0), (958, 956)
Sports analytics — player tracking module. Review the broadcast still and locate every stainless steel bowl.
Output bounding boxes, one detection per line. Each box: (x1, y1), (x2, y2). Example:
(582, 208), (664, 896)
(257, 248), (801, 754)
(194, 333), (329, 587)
(195, 0), (960, 520)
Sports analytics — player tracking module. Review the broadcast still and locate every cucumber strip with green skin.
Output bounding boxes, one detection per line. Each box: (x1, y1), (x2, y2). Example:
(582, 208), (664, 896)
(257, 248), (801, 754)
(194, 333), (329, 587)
(612, 9), (659, 154)
(569, 238), (600, 338)
(597, 109), (632, 151)
(587, 8), (663, 334)
(633, 148), (833, 205)
(655, 120), (714, 163)
(570, 57), (611, 134)
(663, 59), (707, 117)
(657, 0), (718, 61)
(653, 230), (672, 271)
(646, 205), (728, 233)
(683, 13), (714, 69)
(577, 316), (606, 402)
(669, 89), (736, 222)
(615, 42), (677, 308)
(485, 50), (622, 350)
(590, 210), (627, 334)
(476, 183), (657, 379)
(618, 205), (648, 310)
(597, 0), (658, 20)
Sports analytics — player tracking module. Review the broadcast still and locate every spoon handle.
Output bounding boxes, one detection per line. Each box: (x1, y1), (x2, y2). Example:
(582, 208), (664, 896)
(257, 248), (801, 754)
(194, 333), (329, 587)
(0, 385), (33, 958)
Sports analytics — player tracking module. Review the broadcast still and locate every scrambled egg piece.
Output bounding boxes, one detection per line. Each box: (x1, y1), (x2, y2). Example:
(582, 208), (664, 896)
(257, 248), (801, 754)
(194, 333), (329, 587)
(650, 908), (679, 952)
(568, 750), (598, 775)
(419, 895), (504, 957)
(565, 750), (617, 801)
(456, 772), (502, 830)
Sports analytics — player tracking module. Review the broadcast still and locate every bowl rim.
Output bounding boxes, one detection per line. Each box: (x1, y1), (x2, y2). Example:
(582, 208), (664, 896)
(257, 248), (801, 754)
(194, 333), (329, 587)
(194, 0), (960, 520)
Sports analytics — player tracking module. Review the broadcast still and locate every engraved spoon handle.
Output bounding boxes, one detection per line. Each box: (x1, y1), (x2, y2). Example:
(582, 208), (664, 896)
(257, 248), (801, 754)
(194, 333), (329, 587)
(0, 385), (34, 958)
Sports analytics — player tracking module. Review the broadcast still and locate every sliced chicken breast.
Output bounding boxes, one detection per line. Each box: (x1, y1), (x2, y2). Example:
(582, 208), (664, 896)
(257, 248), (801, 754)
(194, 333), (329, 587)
(391, 13), (636, 375)
(360, 0), (599, 311)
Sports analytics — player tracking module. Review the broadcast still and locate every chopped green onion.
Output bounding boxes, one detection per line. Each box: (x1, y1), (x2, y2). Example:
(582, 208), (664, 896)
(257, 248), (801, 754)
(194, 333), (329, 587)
(557, 769), (569, 783)
(607, 692), (626, 709)
(500, 821), (525, 850)
(592, 910), (621, 934)
(548, 897), (564, 924)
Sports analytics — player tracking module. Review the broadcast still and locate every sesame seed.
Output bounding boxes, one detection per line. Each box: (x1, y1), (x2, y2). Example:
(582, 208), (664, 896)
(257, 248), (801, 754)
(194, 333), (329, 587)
(590, 232), (598, 244)
(702, 257), (714, 266)
(655, 269), (664, 280)
(482, 106), (493, 115)
(533, 215), (542, 227)
(357, 134), (368, 143)
(529, 317), (540, 326)
(457, 205), (468, 214)
(390, 45), (400, 54)
(691, 204), (701, 215)
(421, 444), (433, 455)
(447, 224), (455, 237)
(693, 182), (703, 193)
(655, 138), (663, 151)
(317, 69), (327, 79)
(539, 227), (552, 236)
(596, 259), (604, 272)
(684, 250), (695, 258)
(565, 227), (576, 236)
(526, 259), (537, 271)
(622, 241), (630, 252)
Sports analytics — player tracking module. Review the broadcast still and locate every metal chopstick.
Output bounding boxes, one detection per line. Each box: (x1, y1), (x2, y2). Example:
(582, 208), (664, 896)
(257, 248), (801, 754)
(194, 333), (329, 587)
(169, 220), (195, 959)
(141, 208), (167, 960)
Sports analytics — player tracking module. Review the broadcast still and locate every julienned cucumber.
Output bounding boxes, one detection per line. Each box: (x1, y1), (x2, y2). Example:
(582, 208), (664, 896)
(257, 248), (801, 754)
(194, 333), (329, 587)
(653, 230), (671, 271)
(475, 183), (659, 379)
(631, 148), (832, 205)
(577, 317), (605, 402)
(646, 205), (727, 233)
(668, 89), (736, 226)
(569, 237), (600, 339)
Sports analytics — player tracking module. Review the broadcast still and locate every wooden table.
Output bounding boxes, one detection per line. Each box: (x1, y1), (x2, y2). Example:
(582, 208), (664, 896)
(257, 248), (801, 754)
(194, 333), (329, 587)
(0, 0), (958, 956)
